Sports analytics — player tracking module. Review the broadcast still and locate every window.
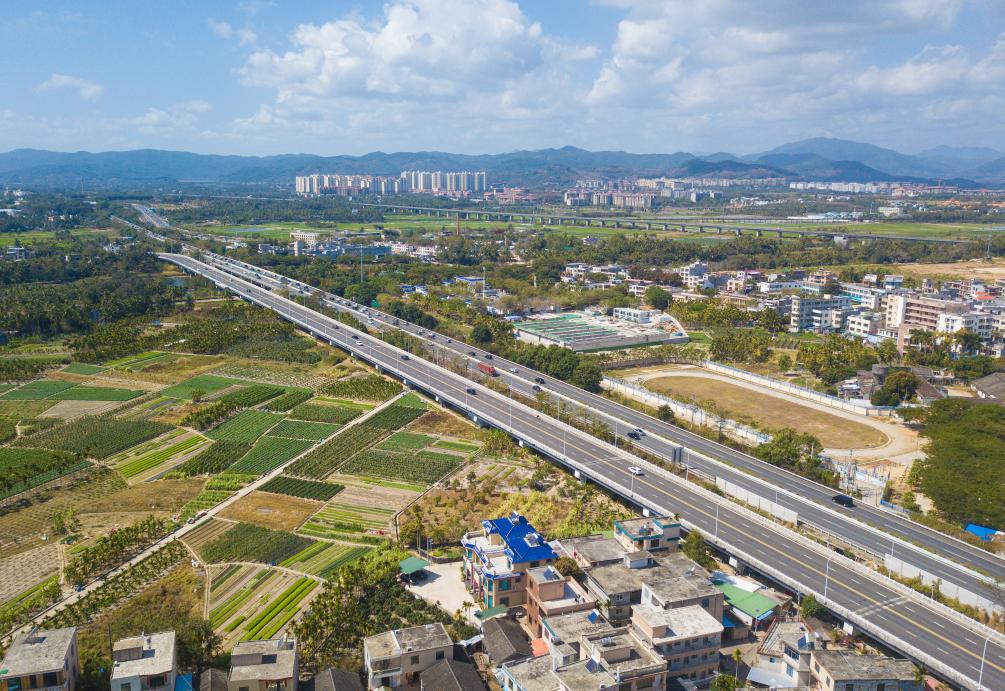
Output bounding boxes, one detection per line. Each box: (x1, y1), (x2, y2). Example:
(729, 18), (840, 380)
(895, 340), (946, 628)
(411, 655), (420, 665)
(263, 654), (277, 664)
(7, 679), (21, 691)
(147, 675), (168, 689)
(701, 598), (709, 608)
(877, 685), (885, 691)
(239, 686), (250, 691)
(29, 675), (38, 689)
(436, 651), (445, 661)
(120, 684), (132, 691)
(42, 673), (59, 687)
(651, 539), (660, 548)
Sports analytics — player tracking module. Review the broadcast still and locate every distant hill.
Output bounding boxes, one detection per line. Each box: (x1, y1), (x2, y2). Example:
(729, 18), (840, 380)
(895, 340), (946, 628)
(0, 140), (1002, 188)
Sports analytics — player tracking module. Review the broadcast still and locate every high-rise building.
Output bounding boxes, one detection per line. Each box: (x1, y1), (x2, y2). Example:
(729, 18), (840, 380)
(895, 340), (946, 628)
(398, 170), (488, 195)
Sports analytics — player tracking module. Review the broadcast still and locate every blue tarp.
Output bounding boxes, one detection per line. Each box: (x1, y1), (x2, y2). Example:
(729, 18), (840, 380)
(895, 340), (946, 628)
(965, 523), (999, 541)
(174, 673), (194, 691)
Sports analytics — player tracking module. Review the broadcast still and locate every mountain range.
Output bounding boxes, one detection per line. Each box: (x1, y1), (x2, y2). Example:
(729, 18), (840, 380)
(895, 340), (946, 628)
(1, 138), (1004, 188)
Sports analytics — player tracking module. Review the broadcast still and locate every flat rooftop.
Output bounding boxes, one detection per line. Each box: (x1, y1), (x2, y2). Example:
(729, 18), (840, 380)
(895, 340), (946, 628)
(230, 638), (297, 682)
(760, 618), (813, 657)
(364, 623), (451, 660)
(812, 649), (918, 681)
(542, 610), (614, 645)
(112, 631), (176, 680)
(632, 603), (723, 641)
(502, 655), (558, 691)
(513, 312), (685, 353)
(0, 628), (75, 677)
(556, 535), (626, 565)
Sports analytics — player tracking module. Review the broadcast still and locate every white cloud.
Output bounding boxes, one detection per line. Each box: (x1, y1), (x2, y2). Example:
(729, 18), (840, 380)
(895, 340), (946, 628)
(118, 100), (213, 135)
(208, 18), (256, 45)
(38, 73), (103, 100)
(235, 0), (596, 149)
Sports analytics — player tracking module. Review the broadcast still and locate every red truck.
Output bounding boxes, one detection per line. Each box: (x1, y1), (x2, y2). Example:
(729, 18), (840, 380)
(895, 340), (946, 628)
(477, 362), (497, 376)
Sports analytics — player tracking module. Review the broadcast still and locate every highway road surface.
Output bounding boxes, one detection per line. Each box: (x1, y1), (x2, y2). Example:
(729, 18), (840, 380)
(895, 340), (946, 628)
(162, 251), (1005, 690)
(200, 251), (1005, 608)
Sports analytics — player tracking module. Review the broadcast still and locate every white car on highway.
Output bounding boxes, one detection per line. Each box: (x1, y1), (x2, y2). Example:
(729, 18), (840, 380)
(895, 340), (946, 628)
(628, 466), (644, 476)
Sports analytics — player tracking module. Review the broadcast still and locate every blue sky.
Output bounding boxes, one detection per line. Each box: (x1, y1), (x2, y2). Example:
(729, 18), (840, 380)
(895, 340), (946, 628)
(4, 1), (1005, 156)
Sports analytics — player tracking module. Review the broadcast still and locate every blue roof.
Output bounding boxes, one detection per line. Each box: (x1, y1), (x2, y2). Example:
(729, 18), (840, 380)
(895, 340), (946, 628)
(483, 513), (557, 564)
(966, 523), (999, 540)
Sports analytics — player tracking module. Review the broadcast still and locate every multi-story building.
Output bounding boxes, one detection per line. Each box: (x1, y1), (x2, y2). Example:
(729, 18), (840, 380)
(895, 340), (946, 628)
(400, 171), (486, 194)
(809, 649), (921, 691)
(789, 294), (854, 332)
(847, 311), (885, 338)
(630, 603), (722, 681)
(0, 628), (79, 691)
(524, 565), (596, 637)
(363, 623), (453, 690)
(290, 231), (320, 246)
(612, 308), (662, 325)
(462, 512), (557, 610)
(110, 632), (176, 691)
(228, 638), (298, 691)
(746, 617), (816, 688)
(295, 174), (406, 196)
(612, 516), (681, 553)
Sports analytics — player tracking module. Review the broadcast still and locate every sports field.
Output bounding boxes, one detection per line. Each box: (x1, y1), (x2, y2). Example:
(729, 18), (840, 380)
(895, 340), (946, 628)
(643, 375), (887, 449)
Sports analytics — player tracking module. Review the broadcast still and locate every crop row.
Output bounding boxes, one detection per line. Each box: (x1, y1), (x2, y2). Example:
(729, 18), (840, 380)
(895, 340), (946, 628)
(288, 402), (361, 425)
(321, 374), (401, 402)
(118, 435), (206, 479)
(280, 542), (371, 578)
(14, 417), (174, 459)
(365, 402), (426, 430)
(172, 441), (252, 476)
(259, 476), (344, 501)
(219, 384), (286, 408)
(0, 448), (90, 500)
(240, 576), (317, 641)
(226, 437), (312, 475)
(284, 425), (387, 479)
(207, 410), (284, 443)
(199, 522), (315, 565)
(376, 431), (436, 452)
(209, 568), (276, 628)
(262, 390), (312, 412)
(179, 490), (234, 520)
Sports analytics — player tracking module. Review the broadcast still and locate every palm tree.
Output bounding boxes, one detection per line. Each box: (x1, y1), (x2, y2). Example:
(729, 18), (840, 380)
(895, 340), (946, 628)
(913, 665), (926, 686)
(732, 648), (743, 680)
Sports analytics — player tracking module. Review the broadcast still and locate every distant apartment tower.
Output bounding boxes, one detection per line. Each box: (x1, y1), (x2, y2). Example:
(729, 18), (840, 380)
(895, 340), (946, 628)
(0, 627), (80, 691)
(295, 174), (407, 196)
(400, 170), (487, 194)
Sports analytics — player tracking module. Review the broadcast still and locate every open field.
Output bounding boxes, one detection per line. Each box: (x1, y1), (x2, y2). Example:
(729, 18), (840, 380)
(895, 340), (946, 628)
(895, 258), (1005, 281)
(298, 482), (415, 543)
(79, 477), (205, 515)
(62, 363), (107, 375)
(218, 491), (322, 531)
(116, 433), (209, 481)
(0, 227), (116, 244)
(206, 566), (318, 647)
(199, 522), (314, 564)
(641, 373), (888, 448)
(39, 399), (124, 419)
(160, 374), (248, 399)
(407, 410), (481, 440)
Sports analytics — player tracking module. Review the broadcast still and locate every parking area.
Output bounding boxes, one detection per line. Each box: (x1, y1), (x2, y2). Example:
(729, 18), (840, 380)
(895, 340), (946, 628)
(406, 560), (479, 625)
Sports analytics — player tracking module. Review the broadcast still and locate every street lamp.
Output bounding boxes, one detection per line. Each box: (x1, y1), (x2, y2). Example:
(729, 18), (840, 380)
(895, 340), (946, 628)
(823, 555), (833, 600)
(714, 503), (720, 539)
(978, 636), (989, 690)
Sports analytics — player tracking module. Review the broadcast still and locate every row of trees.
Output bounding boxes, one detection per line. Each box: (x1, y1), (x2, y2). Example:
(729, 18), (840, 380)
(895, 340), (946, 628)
(64, 515), (171, 586)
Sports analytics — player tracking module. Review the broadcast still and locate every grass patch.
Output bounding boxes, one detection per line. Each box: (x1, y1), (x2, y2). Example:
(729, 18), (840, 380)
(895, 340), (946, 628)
(62, 363), (107, 375)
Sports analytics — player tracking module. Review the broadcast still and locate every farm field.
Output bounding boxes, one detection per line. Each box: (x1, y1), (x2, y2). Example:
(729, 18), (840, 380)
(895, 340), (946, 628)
(206, 566), (318, 647)
(226, 436), (312, 475)
(218, 492), (322, 531)
(62, 363), (107, 375)
(13, 417), (174, 458)
(179, 489), (235, 519)
(0, 380), (77, 400)
(172, 441), (252, 477)
(160, 374), (248, 399)
(288, 401), (362, 424)
(636, 372), (888, 448)
(322, 374), (401, 402)
(180, 518), (236, 554)
(340, 449), (462, 485)
(0, 543), (59, 603)
(894, 257), (1005, 281)
(116, 433), (209, 481)
(198, 522), (314, 564)
(207, 410), (284, 443)
(259, 476), (343, 501)
(0, 379), (143, 402)
(298, 483), (414, 543)
(279, 542), (371, 578)
(266, 419), (340, 442)
(0, 448), (90, 500)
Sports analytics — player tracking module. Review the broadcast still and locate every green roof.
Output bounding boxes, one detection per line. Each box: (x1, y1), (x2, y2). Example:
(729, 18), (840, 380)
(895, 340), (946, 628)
(475, 604), (509, 620)
(715, 583), (778, 620)
(399, 556), (429, 575)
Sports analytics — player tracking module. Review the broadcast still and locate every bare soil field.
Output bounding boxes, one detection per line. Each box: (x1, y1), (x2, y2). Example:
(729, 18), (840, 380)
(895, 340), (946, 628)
(643, 375), (888, 448)
(80, 477), (205, 515)
(182, 518), (236, 554)
(895, 258), (1005, 281)
(40, 399), (122, 419)
(0, 469), (126, 558)
(408, 410), (480, 440)
(0, 543), (59, 602)
(218, 491), (322, 531)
